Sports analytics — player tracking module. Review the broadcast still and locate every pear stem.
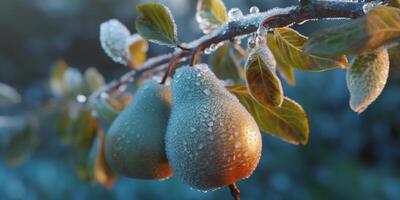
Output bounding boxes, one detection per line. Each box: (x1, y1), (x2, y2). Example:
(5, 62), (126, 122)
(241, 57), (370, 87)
(190, 42), (210, 66)
(229, 183), (241, 200)
(160, 52), (184, 84)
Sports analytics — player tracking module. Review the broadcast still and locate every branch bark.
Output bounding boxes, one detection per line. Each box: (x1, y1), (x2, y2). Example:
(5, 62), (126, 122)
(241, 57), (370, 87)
(87, 0), (376, 103)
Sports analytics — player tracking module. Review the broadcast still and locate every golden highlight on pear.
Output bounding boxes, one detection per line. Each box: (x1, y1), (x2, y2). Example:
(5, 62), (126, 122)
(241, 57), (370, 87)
(166, 64), (262, 191)
(105, 79), (172, 179)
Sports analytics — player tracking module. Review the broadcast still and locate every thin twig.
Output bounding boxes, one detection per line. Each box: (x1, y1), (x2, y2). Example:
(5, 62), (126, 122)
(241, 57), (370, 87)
(229, 183), (240, 200)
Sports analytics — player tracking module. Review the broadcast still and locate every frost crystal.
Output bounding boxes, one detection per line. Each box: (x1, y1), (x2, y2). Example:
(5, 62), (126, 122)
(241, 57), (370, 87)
(100, 19), (131, 65)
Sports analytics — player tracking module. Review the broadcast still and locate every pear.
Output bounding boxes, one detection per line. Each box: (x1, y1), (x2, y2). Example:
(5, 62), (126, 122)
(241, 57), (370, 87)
(105, 79), (172, 179)
(166, 64), (262, 191)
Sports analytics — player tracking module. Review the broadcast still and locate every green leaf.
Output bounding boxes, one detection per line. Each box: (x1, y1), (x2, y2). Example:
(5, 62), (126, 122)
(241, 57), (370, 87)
(209, 43), (243, 82)
(227, 85), (309, 145)
(245, 46), (284, 107)
(0, 83), (21, 107)
(127, 34), (148, 69)
(304, 6), (400, 56)
(136, 3), (178, 46)
(272, 27), (348, 71)
(346, 49), (389, 113)
(49, 60), (68, 97)
(83, 67), (105, 94)
(266, 33), (296, 85)
(196, 0), (227, 34)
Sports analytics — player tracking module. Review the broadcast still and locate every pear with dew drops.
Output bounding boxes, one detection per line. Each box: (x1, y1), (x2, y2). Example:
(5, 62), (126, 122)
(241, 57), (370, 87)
(105, 79), (172, 179)
(166, 64), (262, 191)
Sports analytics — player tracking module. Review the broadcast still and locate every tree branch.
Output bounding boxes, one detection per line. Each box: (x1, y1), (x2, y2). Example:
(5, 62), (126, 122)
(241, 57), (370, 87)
(87, 0), (377, 103)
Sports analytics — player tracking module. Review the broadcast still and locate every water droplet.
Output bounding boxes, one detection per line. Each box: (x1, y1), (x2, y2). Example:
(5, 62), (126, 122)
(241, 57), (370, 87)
(208, 122), (214, 127)
(195, 82), (200, 86)
(208, 127), (213, 132)
(204, 48), (211, 55)
(249, 6), (259, 14)
(228, 8), (243, 21)
(209, 44), (217, 52)
(190, 127), (196, 133)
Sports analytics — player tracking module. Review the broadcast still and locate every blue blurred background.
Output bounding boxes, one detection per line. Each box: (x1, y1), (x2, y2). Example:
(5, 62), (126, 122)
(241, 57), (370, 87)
(1, 0), (400, 199)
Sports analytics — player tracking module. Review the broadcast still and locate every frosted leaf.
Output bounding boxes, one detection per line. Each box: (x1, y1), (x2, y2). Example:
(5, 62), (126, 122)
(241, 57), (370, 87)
(100, 19), (131, 65)
(196, 0), (227, 34)
(228, 8), (243, 21)
(258, 45), (277, 73)
(346, 49), (389, 113)
(249, 6), (259, 14)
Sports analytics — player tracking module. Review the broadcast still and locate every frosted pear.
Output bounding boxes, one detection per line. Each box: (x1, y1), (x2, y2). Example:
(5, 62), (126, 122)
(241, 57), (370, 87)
(166, 64), (262, 191)
(105, 79), (172, 179)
